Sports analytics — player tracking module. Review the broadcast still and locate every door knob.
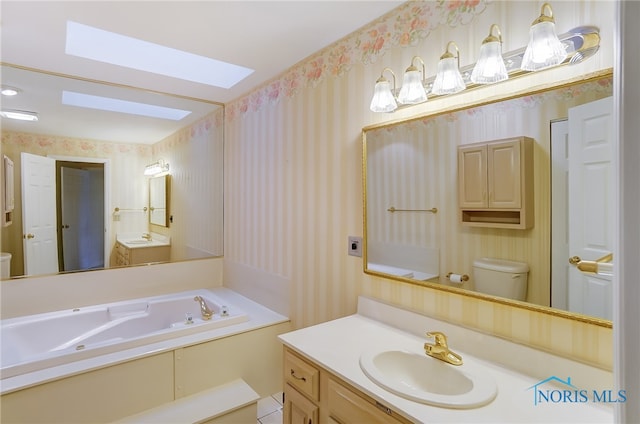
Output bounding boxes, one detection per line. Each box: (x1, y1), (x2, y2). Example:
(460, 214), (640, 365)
(569, 256), (581, 265)
(24, 233), (35, 239)
(62, 224), (70, 229)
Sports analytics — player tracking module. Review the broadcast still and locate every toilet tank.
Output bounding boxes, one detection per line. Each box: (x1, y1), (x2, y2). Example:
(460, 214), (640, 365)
(473, 258), (529, 301)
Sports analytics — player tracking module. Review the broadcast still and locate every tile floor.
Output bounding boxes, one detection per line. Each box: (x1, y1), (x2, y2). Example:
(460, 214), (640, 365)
(257, 392), (283, 424)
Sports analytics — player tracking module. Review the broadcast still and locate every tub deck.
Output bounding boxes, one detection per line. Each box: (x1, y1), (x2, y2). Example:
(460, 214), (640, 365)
(0, 287), (289, 394)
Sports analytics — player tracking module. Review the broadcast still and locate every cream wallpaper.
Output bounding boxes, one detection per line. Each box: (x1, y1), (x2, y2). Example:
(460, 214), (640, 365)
(225, 0), (615, 369)
(152, 109), (225, 260)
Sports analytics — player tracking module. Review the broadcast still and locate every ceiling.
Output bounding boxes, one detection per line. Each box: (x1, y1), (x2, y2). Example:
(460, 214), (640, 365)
(1, 1), (405, 104)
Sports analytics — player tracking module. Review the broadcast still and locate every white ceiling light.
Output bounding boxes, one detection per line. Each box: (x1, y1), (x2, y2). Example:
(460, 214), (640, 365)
(62, 91), (191, 120)
(1, 86), (20, 96)
(0, 110), (38, 121)
(65, 21), (254, 89)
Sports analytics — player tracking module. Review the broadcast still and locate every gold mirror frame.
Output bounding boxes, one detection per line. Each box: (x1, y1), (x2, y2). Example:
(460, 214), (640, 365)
(362, 68), (613, 329)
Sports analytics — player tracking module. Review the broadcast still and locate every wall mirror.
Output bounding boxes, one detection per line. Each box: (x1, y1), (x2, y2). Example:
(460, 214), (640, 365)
(363, 70), (613, 327)
(1, 64), (224, 278)
(149, 175), (169, 227)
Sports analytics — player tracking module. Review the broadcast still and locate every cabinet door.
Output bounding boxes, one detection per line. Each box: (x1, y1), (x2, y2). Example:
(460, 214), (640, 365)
(284, 383), (318, 424)
(327, 379), (400, 424)
(458, 144), (487, 208)
(487, 140), (521, 208)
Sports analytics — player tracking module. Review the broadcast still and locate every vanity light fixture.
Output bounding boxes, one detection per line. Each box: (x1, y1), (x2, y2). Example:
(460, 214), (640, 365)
(369, 68), (398, 113)
(431, 42), (466, 96)
(397, 56), (428, 105)
(471, 25), (508, 84)
(0, 109), (39, 121)
(144, 160), (169, 176)
(369, 2), (601, 113)
(521, 3), (567, 71)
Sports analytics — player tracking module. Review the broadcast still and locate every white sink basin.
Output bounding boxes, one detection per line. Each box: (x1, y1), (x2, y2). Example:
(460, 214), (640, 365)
(359, 349), (497, 409)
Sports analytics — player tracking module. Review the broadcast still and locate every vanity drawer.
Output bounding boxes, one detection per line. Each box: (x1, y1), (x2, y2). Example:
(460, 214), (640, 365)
(284, 349), (319, 401)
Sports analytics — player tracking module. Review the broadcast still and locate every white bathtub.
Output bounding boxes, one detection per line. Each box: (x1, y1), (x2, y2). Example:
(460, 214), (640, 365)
(1, 290), (248, 379)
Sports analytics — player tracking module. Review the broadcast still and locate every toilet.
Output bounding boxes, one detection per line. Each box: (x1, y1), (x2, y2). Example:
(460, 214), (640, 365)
(473, 257), (529, 301)
(0, 252), (11, 279)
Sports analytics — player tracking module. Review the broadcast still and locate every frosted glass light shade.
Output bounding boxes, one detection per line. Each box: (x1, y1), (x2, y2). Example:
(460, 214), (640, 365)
(521, 21), (567, 71)
(431, 57), (466, 95)
(398, 69), (427, 105)
(369, 80), (397, 113)
(471, 41), (508, 84)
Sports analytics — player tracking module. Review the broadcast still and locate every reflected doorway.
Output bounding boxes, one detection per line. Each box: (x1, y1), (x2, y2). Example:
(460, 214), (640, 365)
(57, 161), (105, 272)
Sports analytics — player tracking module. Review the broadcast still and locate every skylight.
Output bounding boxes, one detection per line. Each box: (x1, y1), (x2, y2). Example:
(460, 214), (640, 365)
(65, 21), (254, 89)
(62, 91), (191, 120)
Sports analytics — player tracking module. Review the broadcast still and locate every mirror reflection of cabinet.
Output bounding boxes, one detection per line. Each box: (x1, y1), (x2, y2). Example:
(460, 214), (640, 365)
(458, 137), (533, 229)
(149, 175), (169, 227)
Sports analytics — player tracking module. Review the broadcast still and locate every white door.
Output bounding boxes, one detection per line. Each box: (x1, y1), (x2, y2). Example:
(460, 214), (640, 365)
(21, 152), (59, 276)
(567, 97), (614, 320)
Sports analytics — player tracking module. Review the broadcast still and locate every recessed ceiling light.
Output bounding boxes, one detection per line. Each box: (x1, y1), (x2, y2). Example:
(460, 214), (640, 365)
(62, 91), (192, 120)
(0, 110), (38, 121)
(65, 21), (254, 89)
(1, 86), (20, 96)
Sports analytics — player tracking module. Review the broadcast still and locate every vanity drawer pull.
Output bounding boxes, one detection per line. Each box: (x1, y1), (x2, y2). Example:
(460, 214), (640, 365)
(290, 369), (307, 382)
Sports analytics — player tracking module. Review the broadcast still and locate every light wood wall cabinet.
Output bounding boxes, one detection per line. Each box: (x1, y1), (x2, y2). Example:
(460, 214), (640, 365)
(457, 137), (534, 229)
(283, 347), (412, 424)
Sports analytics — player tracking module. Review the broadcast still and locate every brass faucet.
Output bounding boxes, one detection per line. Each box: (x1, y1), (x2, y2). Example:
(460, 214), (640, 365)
(194, 296), (214, 320)
(424, 331), (463, 366)
(142, 232), (151, 240)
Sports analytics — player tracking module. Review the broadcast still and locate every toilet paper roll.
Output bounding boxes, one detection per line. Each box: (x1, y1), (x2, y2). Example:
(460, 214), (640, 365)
(449, 273), (464, 284)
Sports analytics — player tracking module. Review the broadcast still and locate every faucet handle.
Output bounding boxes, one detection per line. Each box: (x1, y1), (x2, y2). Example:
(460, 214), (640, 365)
(426, 331), (449, 347)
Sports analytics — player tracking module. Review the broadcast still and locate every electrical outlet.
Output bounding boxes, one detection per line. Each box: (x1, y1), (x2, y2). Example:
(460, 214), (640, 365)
(348, 236), (362, 257)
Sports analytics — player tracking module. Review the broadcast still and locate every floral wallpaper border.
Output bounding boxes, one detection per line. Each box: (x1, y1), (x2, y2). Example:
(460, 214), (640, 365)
(152, 108), (223, 155)
(1, 131), (153, 158)
(226, 0), (487, 122)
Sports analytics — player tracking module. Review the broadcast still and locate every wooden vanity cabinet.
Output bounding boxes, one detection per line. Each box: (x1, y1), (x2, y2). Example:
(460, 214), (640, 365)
(284, 383), (319, 424)
(115, 241), (170, 266)
(457, 136), (534, 229)
(283, 347), (411, 424)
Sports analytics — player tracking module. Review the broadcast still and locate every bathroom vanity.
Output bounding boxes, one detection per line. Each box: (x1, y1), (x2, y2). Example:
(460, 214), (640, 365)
(283, 346), (411, 423)
(115, 233), (171, 266)
(279, 297), (613, 424)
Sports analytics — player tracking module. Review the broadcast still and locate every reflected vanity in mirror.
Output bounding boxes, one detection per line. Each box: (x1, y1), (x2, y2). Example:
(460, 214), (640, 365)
(149, 175), (169, 227)
(363, 70), (614, 326)
(0, 64), (224, 278)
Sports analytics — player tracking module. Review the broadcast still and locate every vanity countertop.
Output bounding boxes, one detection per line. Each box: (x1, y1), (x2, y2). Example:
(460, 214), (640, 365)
(279, 297), (614, 423)
(116, 232), (170, 249)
